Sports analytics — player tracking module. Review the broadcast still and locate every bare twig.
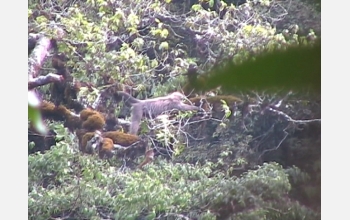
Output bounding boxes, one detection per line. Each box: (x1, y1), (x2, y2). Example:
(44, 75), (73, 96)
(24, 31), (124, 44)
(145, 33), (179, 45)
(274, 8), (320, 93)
(266, 107), (321, 123)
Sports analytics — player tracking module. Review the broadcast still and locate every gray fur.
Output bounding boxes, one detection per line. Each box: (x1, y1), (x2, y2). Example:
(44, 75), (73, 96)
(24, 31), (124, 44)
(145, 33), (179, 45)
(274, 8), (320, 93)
(117, 92), (199, 134)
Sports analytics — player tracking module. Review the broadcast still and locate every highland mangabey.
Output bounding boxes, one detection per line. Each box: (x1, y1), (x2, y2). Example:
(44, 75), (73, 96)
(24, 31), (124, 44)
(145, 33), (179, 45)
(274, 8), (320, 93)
(116, 91), (200, 135)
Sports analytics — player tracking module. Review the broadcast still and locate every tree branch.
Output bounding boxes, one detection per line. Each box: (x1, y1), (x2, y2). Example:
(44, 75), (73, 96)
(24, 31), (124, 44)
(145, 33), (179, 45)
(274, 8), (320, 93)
(28, 34), (53, 80)
(27, 34), (67, 89)
(28, 73), (64, 90)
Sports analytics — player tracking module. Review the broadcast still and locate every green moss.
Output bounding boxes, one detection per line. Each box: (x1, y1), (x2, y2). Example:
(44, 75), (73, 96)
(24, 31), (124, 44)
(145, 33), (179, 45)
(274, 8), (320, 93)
(81, 132), (95, 153)
(99, 138), (114, 159)
(80, 108), (99, 121)
(103, 131), (139, 146)
(82, 114), (105, 131)
(64, 114), (82, 131)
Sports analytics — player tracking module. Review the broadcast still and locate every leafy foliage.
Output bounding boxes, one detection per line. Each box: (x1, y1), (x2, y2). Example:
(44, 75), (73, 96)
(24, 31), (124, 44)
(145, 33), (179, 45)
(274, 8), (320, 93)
(28, 0), (320, 219)
(29, 133), (320, 219)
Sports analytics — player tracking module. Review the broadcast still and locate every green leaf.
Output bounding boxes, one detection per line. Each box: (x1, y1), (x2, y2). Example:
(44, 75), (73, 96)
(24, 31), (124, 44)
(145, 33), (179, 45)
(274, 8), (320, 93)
(209, 0), (214, 8)
(160, 29), (169, 38)
(158, 42), (169, 50)
(35, 15), (48, 24)
(191, 4), (202, 12)
(191, 40), (321, 93)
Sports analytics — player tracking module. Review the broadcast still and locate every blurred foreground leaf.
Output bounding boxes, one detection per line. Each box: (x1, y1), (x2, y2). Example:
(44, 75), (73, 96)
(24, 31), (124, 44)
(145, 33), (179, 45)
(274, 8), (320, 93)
(28, 91), (47, 134)
(192, 40), (321, 93)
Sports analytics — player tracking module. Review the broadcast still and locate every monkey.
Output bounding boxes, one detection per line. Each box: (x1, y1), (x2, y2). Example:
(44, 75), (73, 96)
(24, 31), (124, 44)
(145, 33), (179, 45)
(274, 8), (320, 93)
(115, 91), (201, 135)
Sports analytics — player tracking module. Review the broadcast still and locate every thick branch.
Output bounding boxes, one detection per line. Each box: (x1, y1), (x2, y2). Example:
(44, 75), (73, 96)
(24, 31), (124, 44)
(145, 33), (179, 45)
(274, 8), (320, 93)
(28, 34), (53, 80)
(28, 73), (64, 89)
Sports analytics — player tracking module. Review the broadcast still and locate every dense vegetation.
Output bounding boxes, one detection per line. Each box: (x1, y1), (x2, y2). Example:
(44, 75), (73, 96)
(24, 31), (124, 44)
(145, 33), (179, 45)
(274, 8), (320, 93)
(28, 0), (321, 219)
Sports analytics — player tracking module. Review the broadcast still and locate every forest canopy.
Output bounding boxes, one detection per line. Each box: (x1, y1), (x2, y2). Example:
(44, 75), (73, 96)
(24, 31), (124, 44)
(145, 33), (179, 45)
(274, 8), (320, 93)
(28, 0), (321, 219)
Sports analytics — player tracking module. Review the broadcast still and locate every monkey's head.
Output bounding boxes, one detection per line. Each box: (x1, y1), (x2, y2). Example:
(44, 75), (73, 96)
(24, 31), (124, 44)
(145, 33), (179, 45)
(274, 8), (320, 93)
(169, 92), (187, 101)
(169, 92), (195, 105)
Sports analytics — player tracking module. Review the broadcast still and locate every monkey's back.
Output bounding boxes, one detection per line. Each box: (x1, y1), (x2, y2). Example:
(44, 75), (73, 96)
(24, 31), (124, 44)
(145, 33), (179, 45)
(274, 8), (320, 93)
(140, 98), (183, 118)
